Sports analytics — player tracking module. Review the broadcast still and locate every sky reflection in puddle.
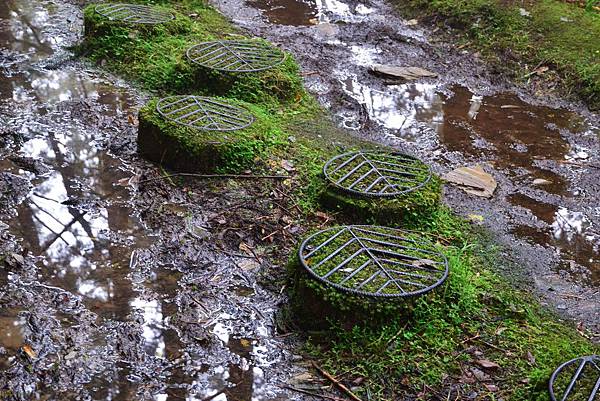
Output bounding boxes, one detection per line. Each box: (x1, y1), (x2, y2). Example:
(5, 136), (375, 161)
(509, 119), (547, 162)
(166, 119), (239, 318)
(246, 0), (373, 25)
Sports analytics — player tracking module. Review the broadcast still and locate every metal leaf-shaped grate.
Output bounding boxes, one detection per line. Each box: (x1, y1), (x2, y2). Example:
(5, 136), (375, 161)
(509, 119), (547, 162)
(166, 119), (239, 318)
(156, 95), (255, 131)
(549, 355), (600, 401)
(95, 3), (175, 24)
(186, 40), (286, 73)
(324, 151), (432, 198)
(298, 225), (448, 298)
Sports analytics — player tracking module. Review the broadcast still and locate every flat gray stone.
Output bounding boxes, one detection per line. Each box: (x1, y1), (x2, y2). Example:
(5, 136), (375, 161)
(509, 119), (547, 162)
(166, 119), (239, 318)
(370, 64), (437, 80)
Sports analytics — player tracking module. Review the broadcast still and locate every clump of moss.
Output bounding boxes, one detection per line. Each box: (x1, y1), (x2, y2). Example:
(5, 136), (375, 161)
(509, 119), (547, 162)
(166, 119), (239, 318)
(287, 253), (417, 330)
(80, 2), (304, 107)
(287, 226), (448, 329)
(320, 175), (442, 227)
(137, 97), (286, 172)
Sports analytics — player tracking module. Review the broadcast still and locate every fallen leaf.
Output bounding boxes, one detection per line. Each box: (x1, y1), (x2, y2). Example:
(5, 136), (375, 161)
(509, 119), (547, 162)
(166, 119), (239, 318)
(412, 259), (437, 269)
(21, 344), (36, 359)
(370, 65), (438, 81)
(239, 339), (252, 348)
(476, 359), (500, 369)
(526, 351), (536, 365)
(484, 384), (499, 392)
(468, 214), (484, 223)
(281, 159), (295, 172)
(533, 66), (549, 76)
(406, 19), (418, 26)
(442, 165), (497, 198)
(238, 259), (260, 270)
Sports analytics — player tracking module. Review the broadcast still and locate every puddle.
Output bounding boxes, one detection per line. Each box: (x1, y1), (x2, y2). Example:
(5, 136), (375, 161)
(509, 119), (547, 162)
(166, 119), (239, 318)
(340, 73), (443, 136)
(0, 0), (57, 60)
(247, 0), (374, 25)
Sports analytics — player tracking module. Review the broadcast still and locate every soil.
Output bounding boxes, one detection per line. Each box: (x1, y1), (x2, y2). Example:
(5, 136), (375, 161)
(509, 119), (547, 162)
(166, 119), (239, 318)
(0, 0), (598, 399)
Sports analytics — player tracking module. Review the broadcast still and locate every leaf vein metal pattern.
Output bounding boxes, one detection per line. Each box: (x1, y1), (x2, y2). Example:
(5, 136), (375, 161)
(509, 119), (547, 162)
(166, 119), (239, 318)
(186, 40), (286, 73)
(95, 3), (174, 24)
(299, 225), (449, 298)
(549, 355), (600, 401)
(324, 151), (432, 198)
(156, 95), (255, 131)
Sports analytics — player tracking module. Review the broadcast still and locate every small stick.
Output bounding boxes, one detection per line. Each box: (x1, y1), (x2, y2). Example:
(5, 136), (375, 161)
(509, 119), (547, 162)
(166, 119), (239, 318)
(312, 362), (363, 401)
(558, 160), (600, 169)
(139, 172), (290, 184)
(283, 385), (346, 401)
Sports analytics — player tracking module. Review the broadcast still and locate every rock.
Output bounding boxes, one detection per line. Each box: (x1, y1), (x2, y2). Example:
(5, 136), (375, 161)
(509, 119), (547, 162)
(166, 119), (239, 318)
(532, 178), (552, 185)
(406, 19), (418, 26)
(442, 165), (497, 198)
(370, 65), (437, 81)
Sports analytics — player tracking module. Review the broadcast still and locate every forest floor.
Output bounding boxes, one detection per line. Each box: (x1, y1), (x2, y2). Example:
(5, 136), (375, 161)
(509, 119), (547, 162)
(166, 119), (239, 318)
(0, 0), (598, 400)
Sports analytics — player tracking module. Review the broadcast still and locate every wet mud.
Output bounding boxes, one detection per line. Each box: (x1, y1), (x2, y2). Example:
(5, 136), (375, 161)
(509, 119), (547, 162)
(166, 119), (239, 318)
(213, 0), (600, 335)
(0, 0), (317, 399)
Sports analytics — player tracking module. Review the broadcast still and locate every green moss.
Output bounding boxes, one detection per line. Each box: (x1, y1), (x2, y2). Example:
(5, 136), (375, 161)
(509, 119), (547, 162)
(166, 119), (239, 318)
(320, 176), (441, 227)
(137, 97), (286, 172)
(80, 1), (304, 108)
(303, 210), (600, 400)
(395, 0), (600, 109)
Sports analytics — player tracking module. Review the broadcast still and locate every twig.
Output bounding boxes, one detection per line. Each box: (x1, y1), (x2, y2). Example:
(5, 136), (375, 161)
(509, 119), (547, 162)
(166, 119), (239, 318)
(283, 385), (346, 401)
(139, 172), (290, 184)
(558, 160), (600, 169)
(312, 362), (363, 401)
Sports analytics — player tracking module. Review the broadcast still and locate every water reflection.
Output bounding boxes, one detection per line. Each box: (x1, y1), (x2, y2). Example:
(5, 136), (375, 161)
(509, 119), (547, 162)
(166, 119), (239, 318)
(340, 73), (444, 135)
(246, 0), (373, 25)
(0, 0), (56, 59)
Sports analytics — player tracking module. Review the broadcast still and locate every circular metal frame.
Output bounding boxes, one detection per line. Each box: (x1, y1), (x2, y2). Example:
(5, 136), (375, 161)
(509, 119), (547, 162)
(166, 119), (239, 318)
(549, 355), (600, 401)
(323, 151), (432, 198)
(186, 40), (286, 73)
(95, 3), (175, 24)
(156, 95), (255, 131)
(298, 225), (449, 299)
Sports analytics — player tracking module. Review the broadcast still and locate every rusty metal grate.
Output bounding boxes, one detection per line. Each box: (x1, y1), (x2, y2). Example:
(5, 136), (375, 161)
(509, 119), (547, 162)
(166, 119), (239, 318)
(323, 151), (432, 198)
(156, 95), (255, 131)
(298, 225), (448, 298)
(186, 40), (286, 73)
(549, 355), (600, 401)
(95, 3), (175, 24)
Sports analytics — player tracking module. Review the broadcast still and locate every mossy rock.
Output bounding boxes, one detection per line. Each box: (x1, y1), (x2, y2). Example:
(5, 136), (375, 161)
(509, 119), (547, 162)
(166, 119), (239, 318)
(137, 97), (285, 173)
(320, 176), (442, 227)
(287, 253), (415, 330)
(81, 4), (304, 107)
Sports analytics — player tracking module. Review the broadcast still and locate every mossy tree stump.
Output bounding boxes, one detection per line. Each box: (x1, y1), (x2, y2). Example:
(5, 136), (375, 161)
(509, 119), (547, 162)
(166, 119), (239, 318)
(289, 225), (449, 329)
(137, 96), (285, 173)
(320, 151), (441, 227)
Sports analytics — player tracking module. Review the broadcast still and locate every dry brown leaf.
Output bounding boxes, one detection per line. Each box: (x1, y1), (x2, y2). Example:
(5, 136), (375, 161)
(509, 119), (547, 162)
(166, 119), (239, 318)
(21, 344), (36, 359)
(476, 359), (500, 369)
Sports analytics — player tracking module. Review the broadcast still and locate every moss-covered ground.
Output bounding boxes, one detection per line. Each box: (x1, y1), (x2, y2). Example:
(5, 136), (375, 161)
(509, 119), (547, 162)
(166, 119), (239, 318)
(394, 0), (600, 110)
(80, 1), (599, 400)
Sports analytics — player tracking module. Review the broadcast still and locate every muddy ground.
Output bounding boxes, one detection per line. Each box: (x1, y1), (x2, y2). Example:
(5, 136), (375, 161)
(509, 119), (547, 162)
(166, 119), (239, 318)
(0, 0), (598, 400)
(212, 0), (600, 335)
(0, 1), (322, 399)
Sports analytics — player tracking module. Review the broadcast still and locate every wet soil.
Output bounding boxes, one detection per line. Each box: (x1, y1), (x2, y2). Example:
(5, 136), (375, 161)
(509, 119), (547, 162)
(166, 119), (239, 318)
(0, 1), (319, 399)
(212, 0), (600, 336)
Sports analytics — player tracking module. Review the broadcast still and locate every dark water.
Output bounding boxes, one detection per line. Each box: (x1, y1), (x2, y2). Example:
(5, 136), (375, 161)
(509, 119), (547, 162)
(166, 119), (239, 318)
(0, 0), (183, 395)
(247, 0), (374, 25)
